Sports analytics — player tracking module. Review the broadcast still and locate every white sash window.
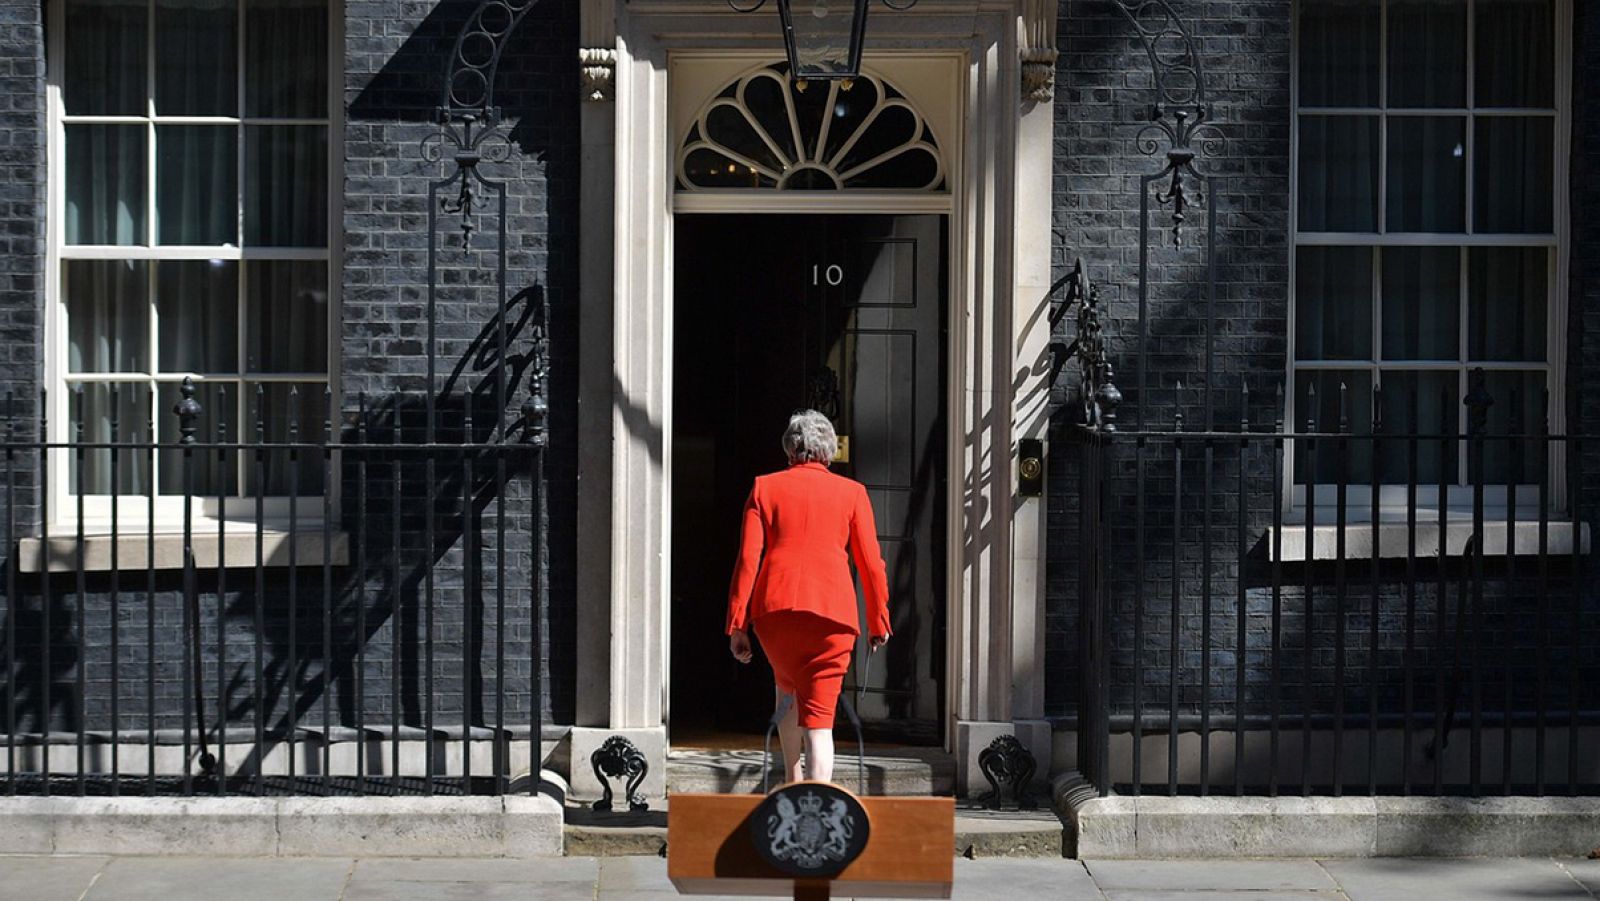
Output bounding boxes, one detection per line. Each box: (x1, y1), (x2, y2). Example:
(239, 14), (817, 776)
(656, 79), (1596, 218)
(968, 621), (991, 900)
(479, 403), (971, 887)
(47, 0), (339, 526)
(1290, 0), (1570, 513)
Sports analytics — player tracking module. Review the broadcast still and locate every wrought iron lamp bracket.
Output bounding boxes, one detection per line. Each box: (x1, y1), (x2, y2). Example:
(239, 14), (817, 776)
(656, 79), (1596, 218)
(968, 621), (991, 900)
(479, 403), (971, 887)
(420, 0), (550, 449)
(1109, 0), (1223, 245)
(425, 0), (544, 248)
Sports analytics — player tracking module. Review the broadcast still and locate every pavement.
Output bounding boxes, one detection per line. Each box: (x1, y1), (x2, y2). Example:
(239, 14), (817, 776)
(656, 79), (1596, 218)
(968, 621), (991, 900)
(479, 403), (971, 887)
(2, 854), (1598, 900)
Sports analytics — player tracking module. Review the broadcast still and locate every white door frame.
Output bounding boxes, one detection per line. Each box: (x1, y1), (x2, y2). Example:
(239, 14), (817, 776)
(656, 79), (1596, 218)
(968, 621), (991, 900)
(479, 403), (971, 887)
(587, 0), (1053, 768)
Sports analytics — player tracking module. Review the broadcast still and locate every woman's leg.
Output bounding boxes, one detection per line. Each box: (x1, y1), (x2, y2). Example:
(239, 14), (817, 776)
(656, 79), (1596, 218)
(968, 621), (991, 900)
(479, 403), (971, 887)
(803, 727), (835, 783)
(776, 688), (805, 783)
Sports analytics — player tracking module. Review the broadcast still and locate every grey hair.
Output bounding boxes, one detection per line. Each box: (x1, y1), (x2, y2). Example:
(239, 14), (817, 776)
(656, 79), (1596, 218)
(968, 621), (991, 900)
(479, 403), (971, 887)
(782, 410), (837, 465)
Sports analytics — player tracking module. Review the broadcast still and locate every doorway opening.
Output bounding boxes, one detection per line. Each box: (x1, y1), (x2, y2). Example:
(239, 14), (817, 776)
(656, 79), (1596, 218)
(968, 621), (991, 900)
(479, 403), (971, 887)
(669, 213), (948, 749)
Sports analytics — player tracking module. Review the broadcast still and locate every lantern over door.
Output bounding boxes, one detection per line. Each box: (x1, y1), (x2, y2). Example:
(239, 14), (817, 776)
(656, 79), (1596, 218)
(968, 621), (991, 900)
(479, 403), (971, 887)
(730, 0), (915, 83)
(779, 0), (867, 81)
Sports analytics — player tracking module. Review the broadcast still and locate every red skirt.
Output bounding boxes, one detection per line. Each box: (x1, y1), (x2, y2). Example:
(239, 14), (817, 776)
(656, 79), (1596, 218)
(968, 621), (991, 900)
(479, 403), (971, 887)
(754, 610), (856, 729)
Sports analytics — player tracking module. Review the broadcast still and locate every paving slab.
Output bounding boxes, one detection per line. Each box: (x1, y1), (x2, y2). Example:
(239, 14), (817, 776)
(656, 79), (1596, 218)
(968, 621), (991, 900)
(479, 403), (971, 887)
(1086, 859), (1342, 892)
(595, 852), (1101, 900)
(82, 856), (353, 901)
(348, 856), (597, 884)
(949, 857), (1102, 900)
(597, 892), (749, 901)
(1559, 858), (1600, 895)
(344, 878), (595, 901)
(581, 857), (751, 901)
(1101, 893), (1344, 901)
(1320, 858), (1592, 901)
(0, 854), (109, 901)
(599, 854), (677, 892)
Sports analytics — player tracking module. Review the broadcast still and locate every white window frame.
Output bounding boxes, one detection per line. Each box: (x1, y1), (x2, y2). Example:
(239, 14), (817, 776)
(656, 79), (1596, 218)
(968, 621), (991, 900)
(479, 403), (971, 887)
(1286, 0), (1572, 520)
(43, 0), (344, 532)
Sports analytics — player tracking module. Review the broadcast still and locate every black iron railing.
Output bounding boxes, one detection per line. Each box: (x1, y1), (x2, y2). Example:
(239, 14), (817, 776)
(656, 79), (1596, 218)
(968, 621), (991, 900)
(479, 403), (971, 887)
(1067, 372), (1598, 798)
(0, 381), (549, 796)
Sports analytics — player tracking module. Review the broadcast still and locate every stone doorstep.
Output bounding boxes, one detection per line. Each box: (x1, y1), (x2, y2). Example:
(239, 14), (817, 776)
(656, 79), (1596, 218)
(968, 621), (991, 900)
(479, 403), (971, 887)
(663, 747), (957, 797)
(0, 793), (565, 858)
(564, 798), (669, 857)
(1054, 774), (1600, 859)
(564, 798), (1067, 859)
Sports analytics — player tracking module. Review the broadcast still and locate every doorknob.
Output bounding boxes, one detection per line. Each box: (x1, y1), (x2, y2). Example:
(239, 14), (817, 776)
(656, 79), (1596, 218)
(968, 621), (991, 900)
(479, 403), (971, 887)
(1018, 438), (1044, 497)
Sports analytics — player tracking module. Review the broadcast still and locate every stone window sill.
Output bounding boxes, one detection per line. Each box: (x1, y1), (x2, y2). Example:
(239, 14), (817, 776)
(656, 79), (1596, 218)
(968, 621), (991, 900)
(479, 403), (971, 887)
(17, 527), (350, 573)
(1266, 519), (1591, 563)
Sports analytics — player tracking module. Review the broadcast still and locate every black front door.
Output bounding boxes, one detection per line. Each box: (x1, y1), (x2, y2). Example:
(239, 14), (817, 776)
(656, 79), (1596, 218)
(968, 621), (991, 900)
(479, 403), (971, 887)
(670, 213), (947, 746)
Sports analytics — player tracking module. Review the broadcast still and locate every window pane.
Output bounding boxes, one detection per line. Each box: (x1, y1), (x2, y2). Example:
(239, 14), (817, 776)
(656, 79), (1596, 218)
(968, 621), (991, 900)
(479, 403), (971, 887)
(1376, 371), (1458, 484)
(1475, 0), (1554, 108)
(1381, 246), (1460, 360)
(1296, 246), (1373, 360)
(1386, 117), (1466, 232)
(245, 0), (329, 117)
(1468, 247), (1546, 361)
(63, 0), (146, 116)
(246, 261), (328, 372)
(68, 384), (151, 495)
(157, 261), (239, 372)
(682, 147), (776, 189)
(846, 148), (941, 190)
(66, 260), (148, 373)
(244, 383), (327, 496)
(703, 104), (784, 174)
(245, 126), (329, 246)
(157, 381), (238, 496)
(1473, 117), (1553, 233)
(1387, 0), (1466, 108)
(157, 126), (238, 245)
(65, 125), (146, 246)
(1298, 116), (1379, 232)
(1293, 369), (1374, 484)
(1473, 370), (1546, 484)
(1297, 0), (1380, 107)
(154, 0), (237, 116)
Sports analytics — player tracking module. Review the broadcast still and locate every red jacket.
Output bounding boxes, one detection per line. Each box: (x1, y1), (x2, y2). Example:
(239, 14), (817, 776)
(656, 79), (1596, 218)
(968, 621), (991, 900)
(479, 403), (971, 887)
(725, 461), (892, 638)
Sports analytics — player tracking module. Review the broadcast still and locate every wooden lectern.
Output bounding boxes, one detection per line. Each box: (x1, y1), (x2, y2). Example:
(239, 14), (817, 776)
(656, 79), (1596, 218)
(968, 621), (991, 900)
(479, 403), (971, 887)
(668, 781), (954, 900)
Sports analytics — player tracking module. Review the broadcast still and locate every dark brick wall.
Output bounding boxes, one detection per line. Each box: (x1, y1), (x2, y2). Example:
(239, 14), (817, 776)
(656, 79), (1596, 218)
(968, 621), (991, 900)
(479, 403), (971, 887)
(341, 0), (580, 726)
(1046, 0), (1294, 717)
(1044, 0), (1600, 749)
(0, 0), (43, 519)
(1571, 0), (1600, 519)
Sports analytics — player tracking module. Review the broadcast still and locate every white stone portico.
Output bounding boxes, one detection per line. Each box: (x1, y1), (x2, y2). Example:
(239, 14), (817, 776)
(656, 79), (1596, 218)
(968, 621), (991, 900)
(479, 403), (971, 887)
(571, 0), (1060, 796)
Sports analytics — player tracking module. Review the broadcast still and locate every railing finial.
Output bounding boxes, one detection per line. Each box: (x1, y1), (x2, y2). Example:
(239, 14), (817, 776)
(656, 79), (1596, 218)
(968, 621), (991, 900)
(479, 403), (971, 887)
(173, 377), (202, 446)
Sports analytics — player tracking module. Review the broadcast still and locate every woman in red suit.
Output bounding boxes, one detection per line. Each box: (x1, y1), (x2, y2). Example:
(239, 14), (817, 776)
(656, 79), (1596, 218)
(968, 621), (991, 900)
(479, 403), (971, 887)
(727, 410), (892, 784)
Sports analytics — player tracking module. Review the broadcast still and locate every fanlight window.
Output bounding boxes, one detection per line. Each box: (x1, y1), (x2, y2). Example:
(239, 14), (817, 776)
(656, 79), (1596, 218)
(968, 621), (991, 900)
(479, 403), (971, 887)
(677, 64), (944, 191)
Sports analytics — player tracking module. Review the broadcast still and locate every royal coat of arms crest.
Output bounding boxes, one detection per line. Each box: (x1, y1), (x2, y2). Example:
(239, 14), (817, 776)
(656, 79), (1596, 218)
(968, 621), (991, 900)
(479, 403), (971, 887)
(749, 783), (871, 877)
